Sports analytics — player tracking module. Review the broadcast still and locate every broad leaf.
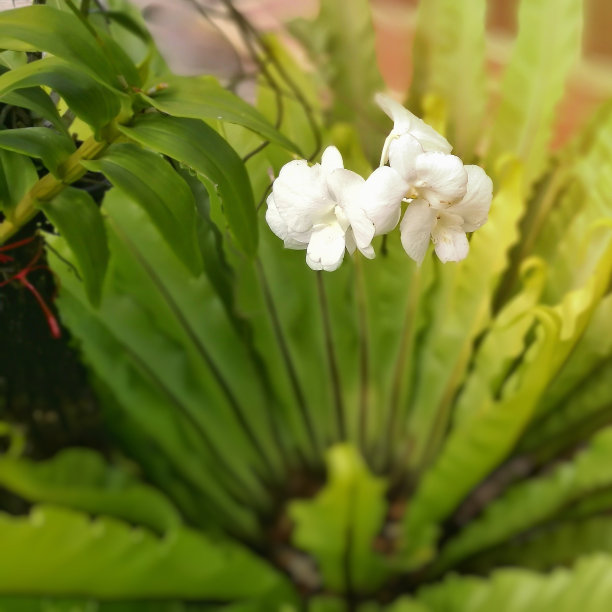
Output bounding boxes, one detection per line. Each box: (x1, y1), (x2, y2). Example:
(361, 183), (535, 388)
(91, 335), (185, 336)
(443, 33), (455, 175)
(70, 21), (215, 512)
(119, 114), (258, 256)
(0, 57), (122, 133)
(43, 186), (109, 306)
(418, 554), (612, 612)
(0, 5), (138, 91)
(487, 0), (583, 188)
(0, 127), (75, 178)
(290, 445), (389, 594)
(0, 149), (38, 216)
(433, 426), (612, 573)
(82, 143), (203, 275)
(0, 448), (180, 535)
(0, 505), (288, 601)
(0, 85), (67, 135)
(144, 76), (301, 154)
(408, 0), (487, 158)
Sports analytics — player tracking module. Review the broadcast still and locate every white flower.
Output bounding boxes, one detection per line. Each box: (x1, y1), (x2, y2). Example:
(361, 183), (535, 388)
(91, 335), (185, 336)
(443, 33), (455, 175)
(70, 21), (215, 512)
(400, 165), (493, 265)
(266, 146), (406, 271)
(375, 93), (452, 167)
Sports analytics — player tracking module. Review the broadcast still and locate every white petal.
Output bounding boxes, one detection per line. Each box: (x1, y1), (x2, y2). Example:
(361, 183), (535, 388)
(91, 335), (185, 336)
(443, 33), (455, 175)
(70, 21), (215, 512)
(388, 134), (423, 185)
(265, 193), (288, 240)
(345, 206), (375, 252)
(306, 223), (346, 272)
(272, 160), (332, 233)
(361, 166), (408, 235)
(400, 200), (436, 265)
(326, 168), (365, 205)
(375, 93), (452, 153)
(345, 230), (357, 255)
(321, 146), (344, 175)
(414, 153), (468, 207)
(431, 219), (469, 263)
(450, 165), (493, 232)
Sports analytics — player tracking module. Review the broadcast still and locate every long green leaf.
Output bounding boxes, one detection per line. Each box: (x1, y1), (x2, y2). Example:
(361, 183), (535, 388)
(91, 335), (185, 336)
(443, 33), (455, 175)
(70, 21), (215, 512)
(462, 515), (612, 574)
(82, 143), (203, 275)
(144, 76), (301, 154)
(0, 448), (180, 535)
(0, 5), (137, 91)
(0, 127), (75, 178)
(0, 505), (287, 601)
(487, 0), (583, 188)
(408, 0), (487, 158)
(0, 149), (38, 216)
(0, 57), (122, 133)
(418, 554), (612, 612)
(405, 160), (525, 470)
(433, 426), (612, 573)
(0, 86), (67, 135)
(119, 114), (258, 256)
(0, 598), (186, 612)
(289, 445), (389, 594)
(43, 186), (109, 306)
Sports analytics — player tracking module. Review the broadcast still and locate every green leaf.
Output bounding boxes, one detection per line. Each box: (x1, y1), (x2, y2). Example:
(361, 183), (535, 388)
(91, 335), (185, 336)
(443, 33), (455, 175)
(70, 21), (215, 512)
(48, 189), (279, 536)
(0, 505), (288, 601)
(487, 0), (583, 188)
(399, 308), (561, 569)
(0, 57), (122, 133)
(418, 554), (612, 612)
(289, 445), (389, 594)
(0, 149), (38, 216)
(0, 127), (75, 178)
(0, 5), (135, 91)
(43, 186), (109, 306)
(0, 85), (67, 136)
(408, 0), (487, 158)
(119, 114), (257, 256)
(144, 76), (301, 154)
(82, 143), (202, 276)
(463, 515), (612, 574)
(290, 0), (386, 161)
(404, 159), (525, 470)
(432, 426), (612, 573)
(0, 448), (181, 535)
(0, 598), (186, 612)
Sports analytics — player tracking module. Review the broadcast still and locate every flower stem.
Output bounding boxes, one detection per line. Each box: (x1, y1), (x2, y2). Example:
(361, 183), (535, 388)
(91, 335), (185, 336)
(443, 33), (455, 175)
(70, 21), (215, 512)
(316, 271), (346, 441)
(0, 133), (116, 246)
(256, 260), (321, 462)
(354, 257), (370, 456)
(384, 266), (421, 471)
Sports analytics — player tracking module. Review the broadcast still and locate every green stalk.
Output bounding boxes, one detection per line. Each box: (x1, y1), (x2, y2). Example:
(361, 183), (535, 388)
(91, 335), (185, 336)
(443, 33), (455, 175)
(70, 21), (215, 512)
(316, 271), (346, 441)
(0, 128), (120, 245)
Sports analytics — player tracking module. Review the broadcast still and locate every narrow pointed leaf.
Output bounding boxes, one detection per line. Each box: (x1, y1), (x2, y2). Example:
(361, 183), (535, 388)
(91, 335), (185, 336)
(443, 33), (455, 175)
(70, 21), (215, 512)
(0, 505), (288, 601)
(0, 448), (181, 535)
(487, 0), (583, 187)
(43, 186), (109, 306)
(119, 114), (257, 256)
(0, 127), (75, 178)
(144, 76), (301, 154)
(82, 143), (202, 275)
(0, 57), (122, 132)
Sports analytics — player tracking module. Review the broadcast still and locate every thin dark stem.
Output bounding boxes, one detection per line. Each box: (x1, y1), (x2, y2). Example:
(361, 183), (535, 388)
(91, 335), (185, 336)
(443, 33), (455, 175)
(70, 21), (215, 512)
(384, 267), (421, 470)
(316, 271), (346, 441)
(218, 0), (321, 161)
(355, 257), (370, 456)
(256, 259), (320, 461)
(111, 220), (282, 483)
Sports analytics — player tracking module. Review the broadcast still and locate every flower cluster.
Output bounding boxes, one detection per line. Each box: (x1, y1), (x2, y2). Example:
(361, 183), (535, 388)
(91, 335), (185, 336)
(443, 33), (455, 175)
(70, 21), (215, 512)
(266, 95), (493, 271)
